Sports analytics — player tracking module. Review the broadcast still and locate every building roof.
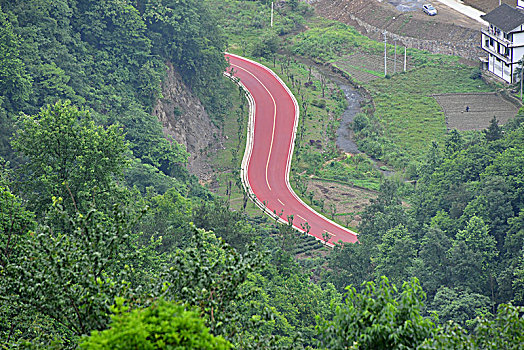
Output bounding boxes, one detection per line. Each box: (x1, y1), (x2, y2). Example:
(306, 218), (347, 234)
(481, 4), (524, 33)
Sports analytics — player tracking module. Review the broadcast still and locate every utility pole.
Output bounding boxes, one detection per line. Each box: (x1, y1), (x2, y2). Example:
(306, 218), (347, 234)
(383, 31), (387, 77)
(404, 46), (407, 72)
(271, 1), (274, 27)
(394, 40), (397, 74)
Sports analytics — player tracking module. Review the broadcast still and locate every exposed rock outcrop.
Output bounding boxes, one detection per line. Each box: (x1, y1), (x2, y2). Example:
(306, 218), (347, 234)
(152, 62), (221, 181)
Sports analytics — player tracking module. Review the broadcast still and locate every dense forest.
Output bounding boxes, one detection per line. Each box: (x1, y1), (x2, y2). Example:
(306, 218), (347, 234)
(1, 0), (523, 348)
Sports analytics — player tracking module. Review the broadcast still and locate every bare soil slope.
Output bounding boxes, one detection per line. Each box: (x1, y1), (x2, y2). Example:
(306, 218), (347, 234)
(153, 62), (222, 181)
(462, 0), (516, 13)
(307, 179), (376, 228)
(311, 0), (483, 59)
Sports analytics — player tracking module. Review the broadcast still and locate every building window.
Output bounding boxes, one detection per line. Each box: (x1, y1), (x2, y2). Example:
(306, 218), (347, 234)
(490, 38), (494, 46)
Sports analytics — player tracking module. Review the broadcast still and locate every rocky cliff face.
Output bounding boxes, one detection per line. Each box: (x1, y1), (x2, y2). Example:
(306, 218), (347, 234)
(152, 62), (221, 181)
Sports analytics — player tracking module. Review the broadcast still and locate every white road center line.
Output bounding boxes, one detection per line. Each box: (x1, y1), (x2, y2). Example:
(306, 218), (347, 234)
(231, 63), (277, 191)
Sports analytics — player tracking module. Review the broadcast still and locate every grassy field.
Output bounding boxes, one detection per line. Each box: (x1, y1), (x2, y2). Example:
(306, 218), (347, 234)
(368, 65), (492, 157)
(289, 18), (496, 165)
(206, 0), (312, 55)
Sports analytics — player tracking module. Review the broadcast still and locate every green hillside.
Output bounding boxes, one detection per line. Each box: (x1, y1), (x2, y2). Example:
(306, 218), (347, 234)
(1, 1), (523, 348)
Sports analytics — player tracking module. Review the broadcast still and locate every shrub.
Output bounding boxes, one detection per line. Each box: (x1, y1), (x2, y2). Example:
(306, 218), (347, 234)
(470, 68), (482, 80)
(311, 99), (326, 108)
(81, 298), (231, 349)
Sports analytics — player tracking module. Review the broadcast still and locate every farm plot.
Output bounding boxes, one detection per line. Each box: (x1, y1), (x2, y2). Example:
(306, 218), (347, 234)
(433, 93), (519, 131)
(333, 52), (417, 83)
(306, 179), (376, 229)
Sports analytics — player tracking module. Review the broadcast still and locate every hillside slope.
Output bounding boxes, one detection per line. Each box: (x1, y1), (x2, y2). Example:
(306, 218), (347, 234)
(311, 0), (483, 60)
(0, 0), (229, 188)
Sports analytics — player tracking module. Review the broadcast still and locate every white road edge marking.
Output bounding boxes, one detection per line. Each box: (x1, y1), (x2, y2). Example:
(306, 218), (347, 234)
(231, 63), (277, 192)
(225, 53), (359, 247)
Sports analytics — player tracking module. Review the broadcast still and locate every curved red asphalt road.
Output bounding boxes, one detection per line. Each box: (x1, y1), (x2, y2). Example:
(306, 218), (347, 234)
(226, 53), (358, 245)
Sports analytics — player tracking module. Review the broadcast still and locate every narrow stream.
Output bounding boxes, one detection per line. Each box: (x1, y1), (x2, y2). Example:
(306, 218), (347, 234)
(294, 57), (365, 153)
(294, 56), (395, 176)
(333, 77), (396, 176)
(334, 80), (363, 154)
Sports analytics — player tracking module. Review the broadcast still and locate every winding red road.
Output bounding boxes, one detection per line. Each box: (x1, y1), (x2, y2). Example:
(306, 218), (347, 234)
(226, 53), (358, 245)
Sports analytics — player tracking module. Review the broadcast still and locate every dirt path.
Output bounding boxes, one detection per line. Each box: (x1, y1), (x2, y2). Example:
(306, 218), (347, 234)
(436, 0), (488, 24)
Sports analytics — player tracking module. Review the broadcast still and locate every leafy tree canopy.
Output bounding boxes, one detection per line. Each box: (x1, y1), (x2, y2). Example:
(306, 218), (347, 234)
(12, 101), (127, 214)
(318, 277), (435, 349)
(81, 298), (231, 350)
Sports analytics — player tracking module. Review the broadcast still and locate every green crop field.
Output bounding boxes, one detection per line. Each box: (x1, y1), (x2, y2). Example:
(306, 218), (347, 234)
(290, 17), (496, 166)
(368, 65), (492, 158)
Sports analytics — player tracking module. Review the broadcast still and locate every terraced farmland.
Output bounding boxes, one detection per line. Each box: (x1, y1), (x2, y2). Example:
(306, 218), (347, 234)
(333, 52), (417, 83)
(433, 93), (519, 131)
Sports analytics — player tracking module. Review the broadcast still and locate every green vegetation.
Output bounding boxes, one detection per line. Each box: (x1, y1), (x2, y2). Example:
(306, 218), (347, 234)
(327, 113), (524, 330)
(81, 299), (231, 349)
(365, 65), (491, 166)
(207, 0), (312, 56)
(315, 154), (381, 191)
(290, 18), (495, 167)
(290, 18), (452, 67)
(291, 21), (384, 62)
(2, 0), (524, 348)
(319, 277), (435, 349)
(12, 101), (127, 214)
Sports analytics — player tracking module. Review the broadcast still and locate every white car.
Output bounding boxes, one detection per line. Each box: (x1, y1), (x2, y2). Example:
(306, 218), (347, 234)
(422, 4), (437, 16)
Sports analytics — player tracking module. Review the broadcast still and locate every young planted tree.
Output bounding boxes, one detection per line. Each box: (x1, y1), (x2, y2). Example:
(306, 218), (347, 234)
(483, 116), (502, 142)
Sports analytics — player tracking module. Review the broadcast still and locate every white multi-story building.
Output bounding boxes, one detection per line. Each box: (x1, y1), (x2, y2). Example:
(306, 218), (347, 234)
(480, 4), (524, 83)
